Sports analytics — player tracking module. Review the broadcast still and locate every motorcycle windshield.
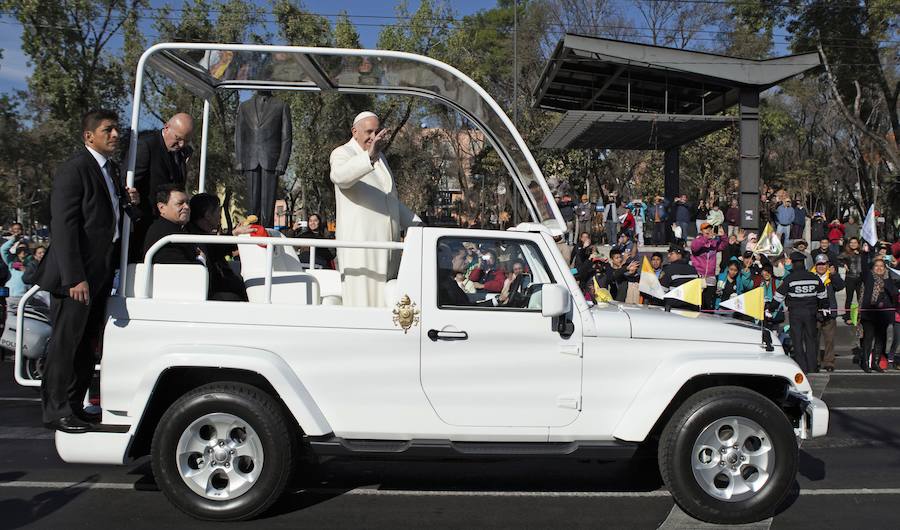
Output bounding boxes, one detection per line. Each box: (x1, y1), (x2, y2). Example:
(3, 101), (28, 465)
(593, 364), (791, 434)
(141, 44), (565, 234)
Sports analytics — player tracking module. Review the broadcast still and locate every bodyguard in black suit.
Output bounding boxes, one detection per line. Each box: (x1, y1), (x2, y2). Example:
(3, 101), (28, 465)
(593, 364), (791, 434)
(128, 113), (194, 261)
(36, 110), (140, 433)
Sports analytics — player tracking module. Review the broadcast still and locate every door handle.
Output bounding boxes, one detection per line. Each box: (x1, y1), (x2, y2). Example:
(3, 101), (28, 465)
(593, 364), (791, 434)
(427, 329), (469, 341)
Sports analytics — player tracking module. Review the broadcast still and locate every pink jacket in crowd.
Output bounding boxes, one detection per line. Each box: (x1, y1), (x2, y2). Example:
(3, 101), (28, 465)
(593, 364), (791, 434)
(691, 235), (728, 278)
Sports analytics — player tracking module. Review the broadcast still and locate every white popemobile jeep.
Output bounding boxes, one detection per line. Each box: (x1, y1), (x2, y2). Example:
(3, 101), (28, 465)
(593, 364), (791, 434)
(15, 44), (827, 524)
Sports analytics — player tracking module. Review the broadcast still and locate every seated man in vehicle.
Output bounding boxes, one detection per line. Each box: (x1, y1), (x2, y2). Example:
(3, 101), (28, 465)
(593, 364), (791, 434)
(468, 248), (506, 293)
(187, 193), (251, 301)
(499, 259), (531, 307)
(142, 184), (202, 265)
(437, 242), (471, 306)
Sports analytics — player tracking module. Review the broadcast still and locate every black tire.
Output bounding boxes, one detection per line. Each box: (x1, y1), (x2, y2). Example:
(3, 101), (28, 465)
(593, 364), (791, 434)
(151, 382), (294, 521)
(24, 357), (45, 381)
(658, 386), (798, 524)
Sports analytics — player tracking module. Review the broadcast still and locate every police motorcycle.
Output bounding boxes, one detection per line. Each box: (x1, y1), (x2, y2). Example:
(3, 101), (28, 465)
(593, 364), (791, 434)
(1, 292), (51, 382)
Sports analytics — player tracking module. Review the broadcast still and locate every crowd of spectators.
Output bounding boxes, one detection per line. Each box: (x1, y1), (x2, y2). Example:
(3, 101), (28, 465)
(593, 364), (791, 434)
(555, 190), (899, 373)
(0, 222), (47, 298)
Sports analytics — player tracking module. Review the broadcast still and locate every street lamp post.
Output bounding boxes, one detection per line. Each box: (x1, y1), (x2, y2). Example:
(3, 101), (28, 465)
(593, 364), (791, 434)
(513, 0), (518, 127)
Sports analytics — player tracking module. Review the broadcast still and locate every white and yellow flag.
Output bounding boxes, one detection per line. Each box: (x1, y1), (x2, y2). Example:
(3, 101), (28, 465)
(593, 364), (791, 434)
(719, 286), (765, 321)
(755, 223), (783, 257)
(664, 277), (704, 307)
(862, 204), (878, 247)
(639, 257), (666, 300)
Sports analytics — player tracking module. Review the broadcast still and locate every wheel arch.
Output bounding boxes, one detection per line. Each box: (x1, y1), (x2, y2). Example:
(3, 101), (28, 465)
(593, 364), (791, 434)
(614, 373), (796, 444)
(126, 347), (331, 459)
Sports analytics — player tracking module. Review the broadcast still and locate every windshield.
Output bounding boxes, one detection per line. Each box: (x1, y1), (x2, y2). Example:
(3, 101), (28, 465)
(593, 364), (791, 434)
(139, 44), (565, 233)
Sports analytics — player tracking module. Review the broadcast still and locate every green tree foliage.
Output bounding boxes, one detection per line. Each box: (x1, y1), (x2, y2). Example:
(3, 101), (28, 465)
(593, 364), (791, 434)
(732, 0), (898, 220)
(273, 4), (372, 219)
(1, 0), (145, 136)
(0, 0), (896, 232)
(135, 0), (266, 216)
(0, 0), (146, 228)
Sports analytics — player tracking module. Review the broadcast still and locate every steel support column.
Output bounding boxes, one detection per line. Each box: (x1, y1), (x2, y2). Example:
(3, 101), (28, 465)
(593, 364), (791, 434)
(664, 147), (679, 199)
(738, 90), (760, 229)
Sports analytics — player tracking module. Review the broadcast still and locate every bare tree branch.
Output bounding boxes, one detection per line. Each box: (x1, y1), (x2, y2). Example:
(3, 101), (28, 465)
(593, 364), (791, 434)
(818, 44), (900, 171)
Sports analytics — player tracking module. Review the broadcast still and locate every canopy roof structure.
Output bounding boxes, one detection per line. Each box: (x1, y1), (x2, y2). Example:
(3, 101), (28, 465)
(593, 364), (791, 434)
(130, 43), (565, 230)
(533, 33), (820, 151)
(531, 34), (821, 230)
(540, 111), (736, 151)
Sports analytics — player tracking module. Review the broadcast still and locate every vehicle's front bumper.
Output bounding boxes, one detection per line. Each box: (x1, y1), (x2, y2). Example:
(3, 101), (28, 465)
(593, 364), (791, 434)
(794, 393), (829, 439)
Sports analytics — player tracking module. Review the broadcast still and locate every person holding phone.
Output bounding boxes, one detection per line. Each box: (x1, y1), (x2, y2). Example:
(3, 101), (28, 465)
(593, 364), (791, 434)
(499, 259), (530, 307)
(468, 249), (506, 293)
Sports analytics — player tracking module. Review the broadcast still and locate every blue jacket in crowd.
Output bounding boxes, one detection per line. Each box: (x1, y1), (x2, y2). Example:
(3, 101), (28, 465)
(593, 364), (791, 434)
(775, 204), (795, 226)
(1, 238), (27, 297)
(675, 202), (692, 223)
(714, 263), (754, 309)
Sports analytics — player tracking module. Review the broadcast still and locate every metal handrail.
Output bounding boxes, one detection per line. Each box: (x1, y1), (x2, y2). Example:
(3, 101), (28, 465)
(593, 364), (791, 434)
(141, 234), (404, 301)
(14, 284), (42, 387)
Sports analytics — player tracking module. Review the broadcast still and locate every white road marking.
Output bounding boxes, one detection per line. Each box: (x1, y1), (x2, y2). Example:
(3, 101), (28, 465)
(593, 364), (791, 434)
(830, 407), (900, 411)
(2, 481), (900, 498)
(0, 480), (135, 490)
(0, 397), (41, 402)
(831, 370), (900, 375)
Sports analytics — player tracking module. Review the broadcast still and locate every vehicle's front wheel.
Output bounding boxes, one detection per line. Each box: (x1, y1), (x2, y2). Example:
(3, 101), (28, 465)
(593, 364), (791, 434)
(658, 386), (798, 524)
(151, 382), (293, 521)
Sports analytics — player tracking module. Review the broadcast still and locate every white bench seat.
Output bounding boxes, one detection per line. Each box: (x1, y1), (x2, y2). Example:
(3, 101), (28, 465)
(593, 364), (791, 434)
(123, 263), (208, 301)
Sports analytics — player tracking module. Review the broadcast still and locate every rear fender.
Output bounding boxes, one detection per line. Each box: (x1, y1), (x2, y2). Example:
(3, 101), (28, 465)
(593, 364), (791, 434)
(129, 344), (331, 436)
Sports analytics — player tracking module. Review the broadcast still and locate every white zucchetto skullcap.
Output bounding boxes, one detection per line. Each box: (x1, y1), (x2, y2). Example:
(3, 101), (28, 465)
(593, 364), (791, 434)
(352, 111), (378, 126)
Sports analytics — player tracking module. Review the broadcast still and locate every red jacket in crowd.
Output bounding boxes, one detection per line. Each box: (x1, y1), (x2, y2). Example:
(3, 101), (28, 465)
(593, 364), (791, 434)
(827, 222), (845, 243)
(621, 211), (636, 231)
(469, 266), (507, 293)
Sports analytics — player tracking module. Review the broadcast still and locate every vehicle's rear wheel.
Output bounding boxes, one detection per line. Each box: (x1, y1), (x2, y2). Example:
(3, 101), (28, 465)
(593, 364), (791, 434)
(151, 382), (293, 521)
(24, 356), (45, 381)
(658, 386), (797, 524)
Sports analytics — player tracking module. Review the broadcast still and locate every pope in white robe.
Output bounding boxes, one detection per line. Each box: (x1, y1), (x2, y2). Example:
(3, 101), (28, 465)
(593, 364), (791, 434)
(330, 112), (417, 307)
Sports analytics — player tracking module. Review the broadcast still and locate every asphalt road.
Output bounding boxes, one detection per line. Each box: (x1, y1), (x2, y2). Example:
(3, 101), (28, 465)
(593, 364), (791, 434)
(1, 322), (898, 530)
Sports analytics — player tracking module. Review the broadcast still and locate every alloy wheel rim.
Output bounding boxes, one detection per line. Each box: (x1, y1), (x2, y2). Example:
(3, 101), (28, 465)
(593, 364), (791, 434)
(175, 412), (264, 501)
(690, 415), (774, 502)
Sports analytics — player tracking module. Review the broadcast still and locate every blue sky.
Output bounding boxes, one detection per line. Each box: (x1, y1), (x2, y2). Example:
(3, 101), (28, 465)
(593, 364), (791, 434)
(0, 1), (795, 96)
(0, 0), (494, 94)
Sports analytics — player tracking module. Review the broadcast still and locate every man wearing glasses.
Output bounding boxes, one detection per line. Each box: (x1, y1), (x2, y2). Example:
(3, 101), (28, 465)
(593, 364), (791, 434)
(127, 112), (194, 261)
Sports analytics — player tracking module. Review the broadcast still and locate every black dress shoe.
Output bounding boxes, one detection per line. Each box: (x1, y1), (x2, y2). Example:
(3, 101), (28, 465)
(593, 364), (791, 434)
(73, 408), (101, 424)
(45, 415), (93, 433)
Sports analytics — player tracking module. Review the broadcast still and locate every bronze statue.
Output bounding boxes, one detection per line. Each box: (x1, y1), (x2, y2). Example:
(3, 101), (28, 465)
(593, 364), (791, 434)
(234, 91), (292, 227)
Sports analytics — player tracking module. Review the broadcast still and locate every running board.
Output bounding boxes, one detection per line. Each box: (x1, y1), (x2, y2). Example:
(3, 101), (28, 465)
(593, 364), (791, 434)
(50, 423), (131, 434)
(308, 436), (637, 460)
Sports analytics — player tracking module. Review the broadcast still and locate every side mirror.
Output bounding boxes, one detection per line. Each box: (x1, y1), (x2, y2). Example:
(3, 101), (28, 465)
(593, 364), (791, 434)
(541, 283), (572, 318)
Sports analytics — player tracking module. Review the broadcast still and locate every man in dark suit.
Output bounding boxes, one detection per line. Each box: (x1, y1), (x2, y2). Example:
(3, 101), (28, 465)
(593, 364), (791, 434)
(235, 91), (292, 227)
(142, 185), (201, 265)
(37, 109), (140, 433)
(128, 113), (194, 261)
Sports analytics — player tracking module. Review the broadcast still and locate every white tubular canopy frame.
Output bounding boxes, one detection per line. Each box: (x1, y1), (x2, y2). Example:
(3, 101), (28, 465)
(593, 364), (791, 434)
(121, 43), (565, 293)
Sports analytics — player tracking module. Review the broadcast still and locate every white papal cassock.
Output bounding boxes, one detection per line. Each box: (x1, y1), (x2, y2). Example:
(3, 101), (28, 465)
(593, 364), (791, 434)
(330, 138), (417, 307)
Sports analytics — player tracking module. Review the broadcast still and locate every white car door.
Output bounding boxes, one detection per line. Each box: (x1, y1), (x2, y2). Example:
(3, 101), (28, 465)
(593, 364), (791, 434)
(420, 229), (582, 428)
